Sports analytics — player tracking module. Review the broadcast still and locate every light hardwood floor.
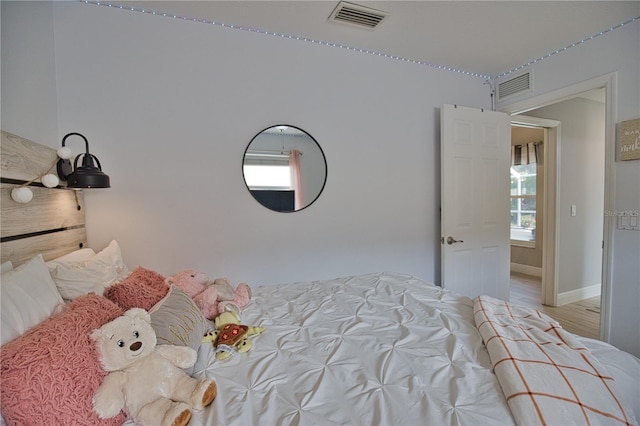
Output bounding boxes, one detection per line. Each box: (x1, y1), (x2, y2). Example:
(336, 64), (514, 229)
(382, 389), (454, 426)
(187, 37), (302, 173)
(509, 272), (601, 340)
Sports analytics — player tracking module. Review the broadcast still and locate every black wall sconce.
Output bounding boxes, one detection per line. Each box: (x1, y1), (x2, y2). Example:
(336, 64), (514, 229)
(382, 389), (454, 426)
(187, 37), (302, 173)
(56, 132), (110, 188)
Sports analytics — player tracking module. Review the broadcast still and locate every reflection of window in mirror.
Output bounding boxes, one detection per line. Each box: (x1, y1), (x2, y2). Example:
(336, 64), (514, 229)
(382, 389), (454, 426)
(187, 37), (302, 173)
(243, 125), (327, 213)
(243, 164), (291, 190)
(243, 163), (295, 211)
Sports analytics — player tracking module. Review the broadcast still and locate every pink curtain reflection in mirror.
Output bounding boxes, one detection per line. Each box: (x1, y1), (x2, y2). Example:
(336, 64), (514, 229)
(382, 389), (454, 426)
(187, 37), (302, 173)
(289, 149), (303, 210)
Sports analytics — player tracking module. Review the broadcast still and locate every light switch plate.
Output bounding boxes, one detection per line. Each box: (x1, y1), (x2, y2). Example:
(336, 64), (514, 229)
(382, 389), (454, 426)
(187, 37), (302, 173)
(617, 210), (640, 230)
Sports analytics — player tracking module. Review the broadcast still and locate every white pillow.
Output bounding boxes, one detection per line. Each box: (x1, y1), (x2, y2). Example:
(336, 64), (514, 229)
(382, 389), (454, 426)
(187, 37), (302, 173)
(45, 248), (96, 269)
(48, 240), (130, 301)
(1, 261), (13, 274)
(1, 254), (65, 346)
(49, 240), (130, 300)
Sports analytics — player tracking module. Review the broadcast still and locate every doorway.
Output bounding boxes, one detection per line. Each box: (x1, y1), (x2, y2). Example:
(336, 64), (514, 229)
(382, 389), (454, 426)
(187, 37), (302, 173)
(509, 112), (603, 339)
(503, 74), (614, 341)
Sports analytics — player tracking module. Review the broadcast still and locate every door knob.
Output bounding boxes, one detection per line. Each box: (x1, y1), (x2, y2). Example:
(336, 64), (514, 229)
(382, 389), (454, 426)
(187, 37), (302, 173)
(446, 236), (464, 245)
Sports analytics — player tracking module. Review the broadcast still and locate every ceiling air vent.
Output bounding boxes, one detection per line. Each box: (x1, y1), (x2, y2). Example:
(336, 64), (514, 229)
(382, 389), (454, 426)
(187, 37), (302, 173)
(329, 1), (388, 29)
(498, 72), (532, 100)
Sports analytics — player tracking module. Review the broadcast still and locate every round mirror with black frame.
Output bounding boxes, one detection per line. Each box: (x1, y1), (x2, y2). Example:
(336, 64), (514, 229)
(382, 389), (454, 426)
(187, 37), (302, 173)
(242, 125), (327, 213)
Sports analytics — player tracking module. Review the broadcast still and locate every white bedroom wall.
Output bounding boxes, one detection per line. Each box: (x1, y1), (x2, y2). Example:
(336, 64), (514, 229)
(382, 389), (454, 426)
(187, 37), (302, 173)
(0, 1), (59, 144)
(497, 19), (640, 356)
(44, 2), (487, 286)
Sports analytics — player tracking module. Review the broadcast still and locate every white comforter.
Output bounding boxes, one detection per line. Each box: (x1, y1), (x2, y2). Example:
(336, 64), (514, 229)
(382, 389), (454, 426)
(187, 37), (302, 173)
(181, 272), (639, 426)
(190, 272), (515, 425)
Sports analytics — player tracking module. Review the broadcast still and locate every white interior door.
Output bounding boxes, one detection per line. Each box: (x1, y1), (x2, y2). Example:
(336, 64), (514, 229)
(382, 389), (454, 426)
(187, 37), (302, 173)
(441, 104), (511, 300)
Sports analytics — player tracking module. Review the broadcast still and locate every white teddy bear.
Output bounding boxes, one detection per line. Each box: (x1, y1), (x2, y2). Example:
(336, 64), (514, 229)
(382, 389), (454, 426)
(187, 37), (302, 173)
(90, 308), (216, 426)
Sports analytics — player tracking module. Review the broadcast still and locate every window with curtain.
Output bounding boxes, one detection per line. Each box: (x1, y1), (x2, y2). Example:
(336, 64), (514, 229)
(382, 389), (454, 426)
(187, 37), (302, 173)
(243, 162), (294, 211)
(243, 152), (299, 212)
(510, 142), (541, 245)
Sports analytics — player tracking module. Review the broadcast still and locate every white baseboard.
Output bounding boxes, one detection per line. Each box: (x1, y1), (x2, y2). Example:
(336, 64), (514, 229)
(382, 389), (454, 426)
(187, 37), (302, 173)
(510, 263), (542, 277)
(557, 284), (601, 306)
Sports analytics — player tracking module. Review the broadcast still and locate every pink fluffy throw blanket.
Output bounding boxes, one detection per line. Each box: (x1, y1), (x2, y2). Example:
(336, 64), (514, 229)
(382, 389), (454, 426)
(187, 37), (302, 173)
(0, 294), (126, 425)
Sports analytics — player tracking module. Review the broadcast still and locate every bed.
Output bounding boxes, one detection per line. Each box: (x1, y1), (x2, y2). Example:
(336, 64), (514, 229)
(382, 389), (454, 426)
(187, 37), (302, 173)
(2, 132), (639, 426)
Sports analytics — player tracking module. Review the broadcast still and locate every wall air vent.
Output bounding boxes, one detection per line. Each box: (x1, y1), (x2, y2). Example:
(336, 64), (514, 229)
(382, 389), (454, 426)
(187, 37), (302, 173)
(498, 72), (532, 100)
(329, 2), (388, 29)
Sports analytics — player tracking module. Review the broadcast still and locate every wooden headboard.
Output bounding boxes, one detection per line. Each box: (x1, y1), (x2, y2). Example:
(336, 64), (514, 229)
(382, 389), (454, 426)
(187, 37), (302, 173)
(1, 131), (87, 266)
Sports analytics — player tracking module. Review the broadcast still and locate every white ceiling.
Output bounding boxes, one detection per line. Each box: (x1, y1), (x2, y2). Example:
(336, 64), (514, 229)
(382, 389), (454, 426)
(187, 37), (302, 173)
(112, 1), (639, 78)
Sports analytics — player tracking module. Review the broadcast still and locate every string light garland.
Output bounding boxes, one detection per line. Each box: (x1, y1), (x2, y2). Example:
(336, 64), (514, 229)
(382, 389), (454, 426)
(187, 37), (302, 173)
(497, 15), (640, 80)
(80, 0), (490, 79)
(80, 1), (638, 81)
(9, 148), (74, 203)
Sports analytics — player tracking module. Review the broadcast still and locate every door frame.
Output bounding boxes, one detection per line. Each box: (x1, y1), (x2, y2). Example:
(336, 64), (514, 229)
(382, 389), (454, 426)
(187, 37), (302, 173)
(500, 72), (616, 342)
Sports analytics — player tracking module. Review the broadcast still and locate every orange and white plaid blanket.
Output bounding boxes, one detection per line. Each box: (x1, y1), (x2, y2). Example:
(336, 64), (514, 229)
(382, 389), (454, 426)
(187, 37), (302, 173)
(474, 295), (637, 426)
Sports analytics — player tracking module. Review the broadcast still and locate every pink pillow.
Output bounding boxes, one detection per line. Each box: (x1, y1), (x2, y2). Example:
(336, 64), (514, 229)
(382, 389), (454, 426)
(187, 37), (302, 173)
(0, 294), (125, 425)
(104, 266), (169, 311)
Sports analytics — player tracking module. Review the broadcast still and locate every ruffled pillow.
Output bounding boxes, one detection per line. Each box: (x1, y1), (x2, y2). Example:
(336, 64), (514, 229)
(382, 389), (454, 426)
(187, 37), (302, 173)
(104, 266), (169, 311)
